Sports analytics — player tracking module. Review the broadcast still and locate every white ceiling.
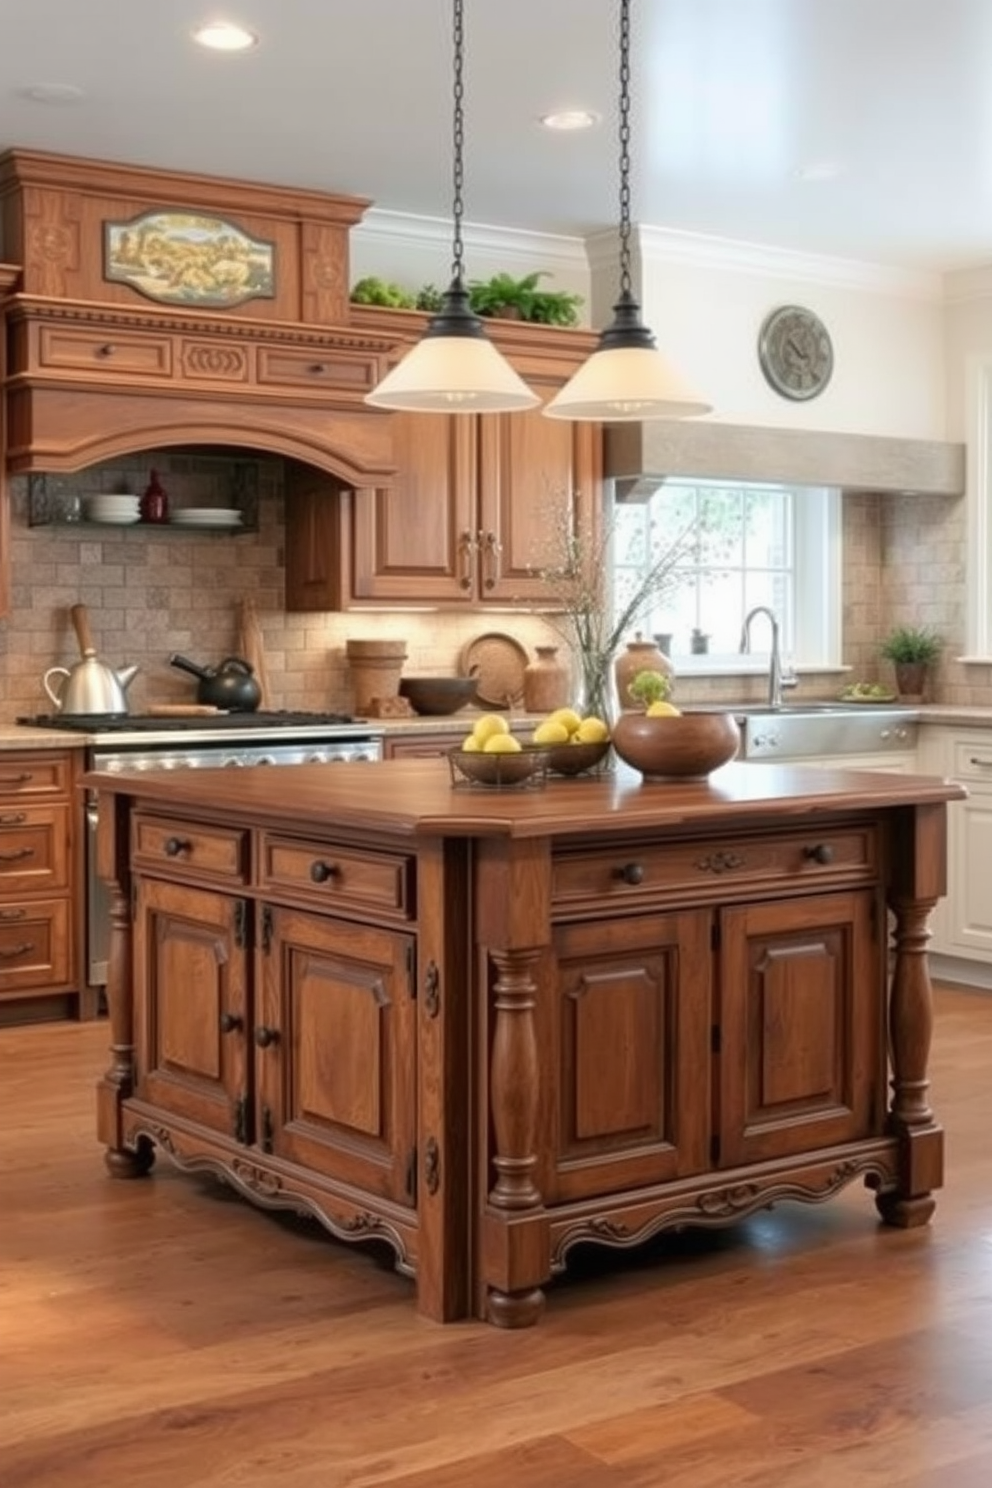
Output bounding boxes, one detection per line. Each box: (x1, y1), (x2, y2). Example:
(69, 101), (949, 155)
(1, 0), (991, 274)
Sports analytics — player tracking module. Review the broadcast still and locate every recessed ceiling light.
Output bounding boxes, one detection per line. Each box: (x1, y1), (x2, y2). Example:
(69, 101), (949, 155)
(22, 82), (84, 105)
(193, 20), (258, 52)
(540, 109), (599, 132)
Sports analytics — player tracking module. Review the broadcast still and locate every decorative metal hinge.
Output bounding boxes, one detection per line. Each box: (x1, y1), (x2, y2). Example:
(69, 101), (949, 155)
(233, 899), (248, 950)
(261, 904), (273, 954)
(233, 1094), (249, 1145)
(423, 959), (440, 1018)
(405, 1146), (418, 1204)
(261, 1104), (274, 1155)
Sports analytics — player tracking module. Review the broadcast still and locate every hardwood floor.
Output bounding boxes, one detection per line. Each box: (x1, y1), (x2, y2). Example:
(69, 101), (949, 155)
(3, 984), (992, 1487)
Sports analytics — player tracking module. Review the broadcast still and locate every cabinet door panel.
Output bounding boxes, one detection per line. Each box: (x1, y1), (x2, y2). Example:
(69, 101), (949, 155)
(134, 879), (249, 1139)
(258, 905), (416, 1205)
(351, 413), (477, 602)
(718, 889), (885, 1167)
(947, 787), (992, 955)
(478, 405), (599, 603)
(538, 909), (711, 1203)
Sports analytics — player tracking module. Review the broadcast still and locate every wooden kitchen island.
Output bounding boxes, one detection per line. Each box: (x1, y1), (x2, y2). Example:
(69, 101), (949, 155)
(89, 757), (963, 1328)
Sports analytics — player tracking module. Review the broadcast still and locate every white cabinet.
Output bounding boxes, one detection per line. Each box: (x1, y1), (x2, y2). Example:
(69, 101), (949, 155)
(916, 725), (992, 975)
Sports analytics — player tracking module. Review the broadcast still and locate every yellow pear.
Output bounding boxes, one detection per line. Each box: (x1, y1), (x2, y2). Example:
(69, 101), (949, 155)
(646, 700), (682, 717)
(483, 733), (523, 754)
(533, 719), (570, 745)
(574, 716), (610, 743)
(472, 713), (510, 745)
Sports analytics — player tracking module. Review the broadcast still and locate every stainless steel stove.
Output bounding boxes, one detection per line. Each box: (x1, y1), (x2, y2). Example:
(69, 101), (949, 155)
(19, 711), (385, 988)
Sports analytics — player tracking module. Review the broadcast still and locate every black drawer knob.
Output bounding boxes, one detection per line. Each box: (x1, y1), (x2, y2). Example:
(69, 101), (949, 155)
(615, 861), (645, 885)
(804, 842), (834, 865)
(219, 1012), (243, 1034)
(310, 859), (339, 884)
(163, 836), (191, 857)
(254, 1025), (279, 1049)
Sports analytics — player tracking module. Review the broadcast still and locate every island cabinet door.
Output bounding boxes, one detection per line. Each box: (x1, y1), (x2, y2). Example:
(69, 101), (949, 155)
(256, 905), (417, 1206)
(716, 888), (886, 1170)
(132, 878), (250, 1140)
(536, 909), (712, 1205)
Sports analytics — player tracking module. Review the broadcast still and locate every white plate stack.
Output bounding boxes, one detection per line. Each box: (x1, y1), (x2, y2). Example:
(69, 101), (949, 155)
(81, 494), (141, 525)
(171, 508), (243, 528)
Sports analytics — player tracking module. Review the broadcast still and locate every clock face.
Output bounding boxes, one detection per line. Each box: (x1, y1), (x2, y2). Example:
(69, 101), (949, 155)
(758, 305), (834, 401)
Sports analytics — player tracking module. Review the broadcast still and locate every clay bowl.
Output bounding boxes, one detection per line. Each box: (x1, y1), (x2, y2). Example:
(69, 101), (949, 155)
(399, 676), (479, 716)
(611, 710), (741, 780)
(545, 738), (611, 777)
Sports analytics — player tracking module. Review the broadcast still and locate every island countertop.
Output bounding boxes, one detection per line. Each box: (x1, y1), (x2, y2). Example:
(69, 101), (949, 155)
(84, 755), (964, 840)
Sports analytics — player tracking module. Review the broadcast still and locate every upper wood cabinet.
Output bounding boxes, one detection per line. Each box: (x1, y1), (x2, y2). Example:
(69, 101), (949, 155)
(284, 394), (602, 612)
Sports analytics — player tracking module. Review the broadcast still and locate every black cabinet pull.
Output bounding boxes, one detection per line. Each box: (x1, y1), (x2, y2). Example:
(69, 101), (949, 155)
(163, 836), (191, 857)
(254, 1025), (279, 1049)
(309, 859), (339, 884)
(219, 1011), (243, 1034)
(615, 862), (645, 885)
(804, 842), (834, 865)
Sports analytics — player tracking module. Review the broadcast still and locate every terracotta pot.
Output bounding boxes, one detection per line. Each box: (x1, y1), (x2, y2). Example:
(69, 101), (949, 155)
(894, 661), (929, 701)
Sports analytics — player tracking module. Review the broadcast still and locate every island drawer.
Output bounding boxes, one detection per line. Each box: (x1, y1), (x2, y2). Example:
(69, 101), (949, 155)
(552, 824), (878, 907)
(258, 833), (414, 918)
(131, 814), (249, 885)
(0, 753), (71, 799)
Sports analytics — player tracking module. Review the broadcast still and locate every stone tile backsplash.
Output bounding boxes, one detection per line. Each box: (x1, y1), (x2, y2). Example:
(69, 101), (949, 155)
(0, 453), (983, 722)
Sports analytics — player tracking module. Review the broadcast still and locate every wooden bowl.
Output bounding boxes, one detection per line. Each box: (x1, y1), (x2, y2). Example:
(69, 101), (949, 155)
(448, 745), (547, 788)
(545, 738), (611, 777)
(399, 676), (479, 716)
(611, 710), (740, 780)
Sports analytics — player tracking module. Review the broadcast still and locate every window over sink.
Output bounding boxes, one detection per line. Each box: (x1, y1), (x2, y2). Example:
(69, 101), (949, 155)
(611, 478), (842, 673)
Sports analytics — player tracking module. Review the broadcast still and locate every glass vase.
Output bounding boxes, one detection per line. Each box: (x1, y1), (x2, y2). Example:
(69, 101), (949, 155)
(574, 650), (619, 725)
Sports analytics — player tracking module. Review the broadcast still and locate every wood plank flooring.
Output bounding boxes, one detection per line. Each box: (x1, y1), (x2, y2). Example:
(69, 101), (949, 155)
(3, 984), (992, 1486)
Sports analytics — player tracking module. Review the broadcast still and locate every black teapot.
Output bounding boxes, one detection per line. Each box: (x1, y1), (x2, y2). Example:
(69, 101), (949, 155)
(169, 653), (262, 712)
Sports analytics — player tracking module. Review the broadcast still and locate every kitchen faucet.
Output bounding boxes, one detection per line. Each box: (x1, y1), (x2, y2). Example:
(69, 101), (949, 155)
(739, 606), (798, 709)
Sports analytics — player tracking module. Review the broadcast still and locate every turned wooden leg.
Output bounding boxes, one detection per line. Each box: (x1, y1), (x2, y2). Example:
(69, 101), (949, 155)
(104, 1134), (154, 1179)
(486, 946), (547, 1325)
(96, 864), (138, 1158)
(878, 894), (942, 1227)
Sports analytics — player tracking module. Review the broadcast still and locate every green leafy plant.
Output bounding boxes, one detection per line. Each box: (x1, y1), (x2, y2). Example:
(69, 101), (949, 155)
(415, 283), (444, 312)
(627, 669), (673, 707)
(879, 624), (943, 665)
(468, 271), (583, 326)
(349, 276), (416, 309)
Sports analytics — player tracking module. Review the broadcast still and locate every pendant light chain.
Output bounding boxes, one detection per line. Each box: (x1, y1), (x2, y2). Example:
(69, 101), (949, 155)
(451, 0), (465, 284)
(617, 0), (633, 299)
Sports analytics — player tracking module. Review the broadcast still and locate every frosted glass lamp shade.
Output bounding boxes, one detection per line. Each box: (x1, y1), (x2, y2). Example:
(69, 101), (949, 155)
(544, 345), (711, 422)
(365, 330), (540, 413)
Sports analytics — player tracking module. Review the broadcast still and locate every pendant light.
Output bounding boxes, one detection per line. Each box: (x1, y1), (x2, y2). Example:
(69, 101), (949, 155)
(544, 0), (711, 422)
(365, 0), (539, 414)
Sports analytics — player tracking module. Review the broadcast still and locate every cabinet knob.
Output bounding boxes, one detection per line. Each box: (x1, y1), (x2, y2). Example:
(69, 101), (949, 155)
(164, 836), (191, 857)
(310, 859), (339, 884)
(219, 1011), (243, 1034)
(309, 362), (327, 375)
(804, 842), (834, 865)
(615, 861), (645, 885)
(96, 343), (115, 357)
(254, 1025), (279, 1049)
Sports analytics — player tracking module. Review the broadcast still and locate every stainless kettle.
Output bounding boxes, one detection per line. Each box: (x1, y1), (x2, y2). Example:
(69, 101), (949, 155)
(43, 604), (140, 716)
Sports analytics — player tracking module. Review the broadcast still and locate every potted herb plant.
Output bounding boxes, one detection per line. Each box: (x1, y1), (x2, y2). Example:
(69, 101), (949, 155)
(467, 271), (583, 326)
(880, 624), (943, 701)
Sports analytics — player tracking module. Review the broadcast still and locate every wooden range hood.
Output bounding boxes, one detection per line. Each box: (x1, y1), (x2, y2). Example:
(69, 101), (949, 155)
(0, 150), (401, 483)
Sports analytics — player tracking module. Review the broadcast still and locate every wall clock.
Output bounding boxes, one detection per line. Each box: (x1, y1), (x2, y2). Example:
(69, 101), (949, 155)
(758, 304), (834, 401)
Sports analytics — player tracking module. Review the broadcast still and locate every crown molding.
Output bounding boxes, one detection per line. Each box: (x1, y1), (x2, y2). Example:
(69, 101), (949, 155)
(611, 225), (944, 302)
(355, 209), (588, 275)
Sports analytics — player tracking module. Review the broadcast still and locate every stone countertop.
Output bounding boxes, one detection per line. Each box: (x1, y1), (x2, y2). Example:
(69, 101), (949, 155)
(4, 704), (992, 752)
